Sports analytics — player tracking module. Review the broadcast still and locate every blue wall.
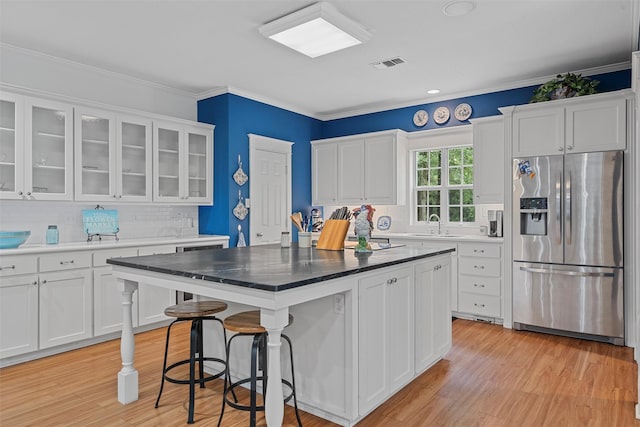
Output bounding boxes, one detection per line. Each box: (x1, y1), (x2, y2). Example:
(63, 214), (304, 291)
(198, 70), (631, 243)
(198, 94), (323, 246)
(321, 70), (631, 138)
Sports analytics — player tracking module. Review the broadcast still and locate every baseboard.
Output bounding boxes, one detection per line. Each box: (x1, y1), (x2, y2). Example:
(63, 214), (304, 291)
(636, 403), (640, 419)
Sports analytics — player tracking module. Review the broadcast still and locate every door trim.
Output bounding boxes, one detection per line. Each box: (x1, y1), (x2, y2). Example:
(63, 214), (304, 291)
(248, 134), (293, 246)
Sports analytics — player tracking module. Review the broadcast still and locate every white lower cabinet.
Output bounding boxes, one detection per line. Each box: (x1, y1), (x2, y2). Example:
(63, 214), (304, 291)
(0, 274), (39, 358)
(39, 268), (93, 349)
(456, 242), (502, 318)
(93, 248), (139, 336)
(415, 256), (452, 373)
(137, 245), (176, 326)
(358, 265), (414, 415)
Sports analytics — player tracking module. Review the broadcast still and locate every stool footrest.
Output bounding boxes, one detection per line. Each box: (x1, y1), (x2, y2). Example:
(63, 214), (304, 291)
(223, 376), (296, 411)
(164, 357), (226, 385)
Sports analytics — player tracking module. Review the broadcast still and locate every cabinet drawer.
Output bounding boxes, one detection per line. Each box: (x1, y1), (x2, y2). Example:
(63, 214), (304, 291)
(459, 275), (501, 297)
(93, 248), (138, 267)
(458, 293), (501, 317)
(458, 243), (500, 258)
(459, 257), (501, 277)
(138, 245), (176, 256)
(0, 256), (37, 277)
(39, 252), (91, 272)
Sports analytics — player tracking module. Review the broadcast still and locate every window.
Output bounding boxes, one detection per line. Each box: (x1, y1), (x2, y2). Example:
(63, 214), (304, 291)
(415, 145), (475, 224)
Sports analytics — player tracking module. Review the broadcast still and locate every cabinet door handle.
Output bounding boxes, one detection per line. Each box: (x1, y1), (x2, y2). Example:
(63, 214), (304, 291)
(387, 278), (393, 285)
(473, 249), (485, 253)
(474, 265), (485, 269)
(0, 265), (16, 271)
(18, 191), (23, 196)
(558, 147), (564, 151)
(59, 260), (75, 265)
(566, 145), (573, 150)
(256, 232), (263, 237)
(41, 279), (47, 284)
(32, 281), (38, 286)
(474, 303), (485, 308)
(474, 283), (485, 288)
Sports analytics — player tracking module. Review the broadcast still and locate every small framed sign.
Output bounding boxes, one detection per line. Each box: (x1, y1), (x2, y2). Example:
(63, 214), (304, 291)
(82, 207), (119, 241)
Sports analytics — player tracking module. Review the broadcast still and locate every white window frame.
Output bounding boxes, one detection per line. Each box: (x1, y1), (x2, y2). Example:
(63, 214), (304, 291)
(407, 127), (478, 229)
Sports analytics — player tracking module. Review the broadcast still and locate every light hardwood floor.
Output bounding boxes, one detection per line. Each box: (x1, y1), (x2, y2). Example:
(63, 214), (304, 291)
(0, 319), (637, 426)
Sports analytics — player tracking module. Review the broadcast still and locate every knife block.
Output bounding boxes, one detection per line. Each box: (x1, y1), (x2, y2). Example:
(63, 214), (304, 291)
(316, 219), (350, 250)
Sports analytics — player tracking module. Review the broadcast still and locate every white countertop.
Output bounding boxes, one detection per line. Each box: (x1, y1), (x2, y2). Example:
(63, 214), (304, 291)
(371, 231), (504, 243)
(0, 235), (230, 256)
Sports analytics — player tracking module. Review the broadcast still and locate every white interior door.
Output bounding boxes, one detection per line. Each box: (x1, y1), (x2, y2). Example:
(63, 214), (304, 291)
(249, 134), (292, 246)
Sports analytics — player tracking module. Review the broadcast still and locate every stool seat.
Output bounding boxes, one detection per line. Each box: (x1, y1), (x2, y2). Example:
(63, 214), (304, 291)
(164, 300), (227, 318)
(223, 310), (293, 334)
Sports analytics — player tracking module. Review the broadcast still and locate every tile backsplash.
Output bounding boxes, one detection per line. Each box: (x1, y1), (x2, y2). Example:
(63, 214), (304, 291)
(0, 201), (199, 245)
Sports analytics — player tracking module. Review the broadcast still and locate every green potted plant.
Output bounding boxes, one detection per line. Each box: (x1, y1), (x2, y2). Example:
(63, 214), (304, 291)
(530, 72), (599, 103)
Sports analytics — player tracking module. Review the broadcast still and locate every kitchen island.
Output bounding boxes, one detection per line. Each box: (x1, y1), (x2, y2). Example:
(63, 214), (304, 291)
(108, 243), (455, 426)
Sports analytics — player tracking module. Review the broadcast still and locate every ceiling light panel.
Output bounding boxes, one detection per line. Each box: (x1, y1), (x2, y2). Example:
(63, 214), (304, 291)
(259, 2), (372, 58)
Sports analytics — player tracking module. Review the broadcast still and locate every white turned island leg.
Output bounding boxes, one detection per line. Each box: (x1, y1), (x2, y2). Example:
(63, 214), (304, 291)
(118, 280), (139, 404)
(261, 307), (290, 427)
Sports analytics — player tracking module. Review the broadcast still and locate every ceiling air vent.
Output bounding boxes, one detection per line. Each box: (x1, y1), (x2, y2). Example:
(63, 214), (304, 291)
(370, 57), (406, 70)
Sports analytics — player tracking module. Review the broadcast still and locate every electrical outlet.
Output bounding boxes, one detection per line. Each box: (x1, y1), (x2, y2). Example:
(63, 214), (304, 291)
(334, 294), (345, 314)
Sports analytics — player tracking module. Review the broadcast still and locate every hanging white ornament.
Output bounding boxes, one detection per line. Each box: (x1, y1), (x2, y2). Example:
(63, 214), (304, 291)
(233, 154), (248, 186)
(233, 190), (248, 220)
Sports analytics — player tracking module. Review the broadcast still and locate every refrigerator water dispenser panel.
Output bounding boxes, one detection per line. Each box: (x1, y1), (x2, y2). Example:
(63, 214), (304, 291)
(520, 197), (547, 236)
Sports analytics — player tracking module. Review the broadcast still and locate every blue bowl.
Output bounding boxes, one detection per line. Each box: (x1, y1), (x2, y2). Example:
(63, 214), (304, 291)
(0, 231), (31, 249)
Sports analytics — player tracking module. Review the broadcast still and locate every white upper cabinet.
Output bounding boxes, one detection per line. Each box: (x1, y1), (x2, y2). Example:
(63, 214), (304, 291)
(471, 116), (505, 204)
(510, 90), (631, 157)
(312, 129), (407, 206)
(153, 121), (213, 204)
(75, 107), (152, 202)
(0, 92), (74, 201)
(311, 141), (338, 205)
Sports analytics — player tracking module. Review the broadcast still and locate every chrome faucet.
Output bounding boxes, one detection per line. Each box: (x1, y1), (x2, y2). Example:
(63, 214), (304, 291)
(428, 213), (441, 235)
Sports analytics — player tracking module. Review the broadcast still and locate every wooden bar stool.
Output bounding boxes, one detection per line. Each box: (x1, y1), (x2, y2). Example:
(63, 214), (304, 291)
(217, 310), (302, 427)
(154, 300), (228, 424)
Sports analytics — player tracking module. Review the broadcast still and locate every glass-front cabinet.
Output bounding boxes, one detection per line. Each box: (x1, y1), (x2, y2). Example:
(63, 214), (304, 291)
(74, 107), (152, 202)
(153, 121), (212, 204)
(0, 92), (73, 201)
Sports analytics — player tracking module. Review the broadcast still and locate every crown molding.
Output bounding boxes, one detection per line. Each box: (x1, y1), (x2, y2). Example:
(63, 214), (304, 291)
(197, 85), (320, 119)
(1, 43), (198, 99)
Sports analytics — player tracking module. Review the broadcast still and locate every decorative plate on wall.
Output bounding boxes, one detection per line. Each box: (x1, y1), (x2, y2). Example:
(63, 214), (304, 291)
(454, 103), (473, 121)
(412, 110), (428, 127)
(434, 106), (450, 125)
(377, 215), (392, 231)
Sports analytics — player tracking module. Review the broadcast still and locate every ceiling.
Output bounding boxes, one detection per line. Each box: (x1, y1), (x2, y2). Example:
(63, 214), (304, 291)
(1, 1), (638, 119)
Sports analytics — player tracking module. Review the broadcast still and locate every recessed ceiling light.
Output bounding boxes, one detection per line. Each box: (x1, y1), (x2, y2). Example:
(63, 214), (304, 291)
(259, 2), (372, 58)
(442, 1), (476, 17)
(427, 89), (441, 94)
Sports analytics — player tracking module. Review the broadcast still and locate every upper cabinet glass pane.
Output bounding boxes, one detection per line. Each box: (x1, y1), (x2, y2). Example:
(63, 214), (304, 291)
(81, 114), (110, 196)
(157, 127), (180, 197)
(0, 100), (17, 193)
(31, 106), (67, 194)
(121, 122), (147, 197)
(187, 132), (207, 198)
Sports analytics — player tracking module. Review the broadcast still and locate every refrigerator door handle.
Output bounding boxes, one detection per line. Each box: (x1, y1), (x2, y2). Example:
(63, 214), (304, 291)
(565, 171), (572, 245)
(519, 266), (614, 278)
(556, 172), (562, 245)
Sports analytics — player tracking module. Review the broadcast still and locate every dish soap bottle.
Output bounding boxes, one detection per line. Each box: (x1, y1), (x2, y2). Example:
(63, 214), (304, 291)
(46, 225), (59, 245)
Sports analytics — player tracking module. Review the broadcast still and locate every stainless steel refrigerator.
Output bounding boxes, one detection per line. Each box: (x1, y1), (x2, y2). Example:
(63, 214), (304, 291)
(512, 151), (624, 345)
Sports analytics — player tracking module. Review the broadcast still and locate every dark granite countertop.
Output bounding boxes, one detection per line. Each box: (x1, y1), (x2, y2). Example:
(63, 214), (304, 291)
(107, 244), (455, 291)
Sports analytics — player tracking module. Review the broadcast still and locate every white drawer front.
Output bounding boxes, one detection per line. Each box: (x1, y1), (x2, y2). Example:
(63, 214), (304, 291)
(138, 245), (176, 256)
(458, 243), (501, 258)
(0, 256), (37, 277)
(93, 248), (139, 267)
(459, 293), (501, 317)
(459, 257), (501, 277)
(459, 275), (501, 296)
(39, 252), (91, 272)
